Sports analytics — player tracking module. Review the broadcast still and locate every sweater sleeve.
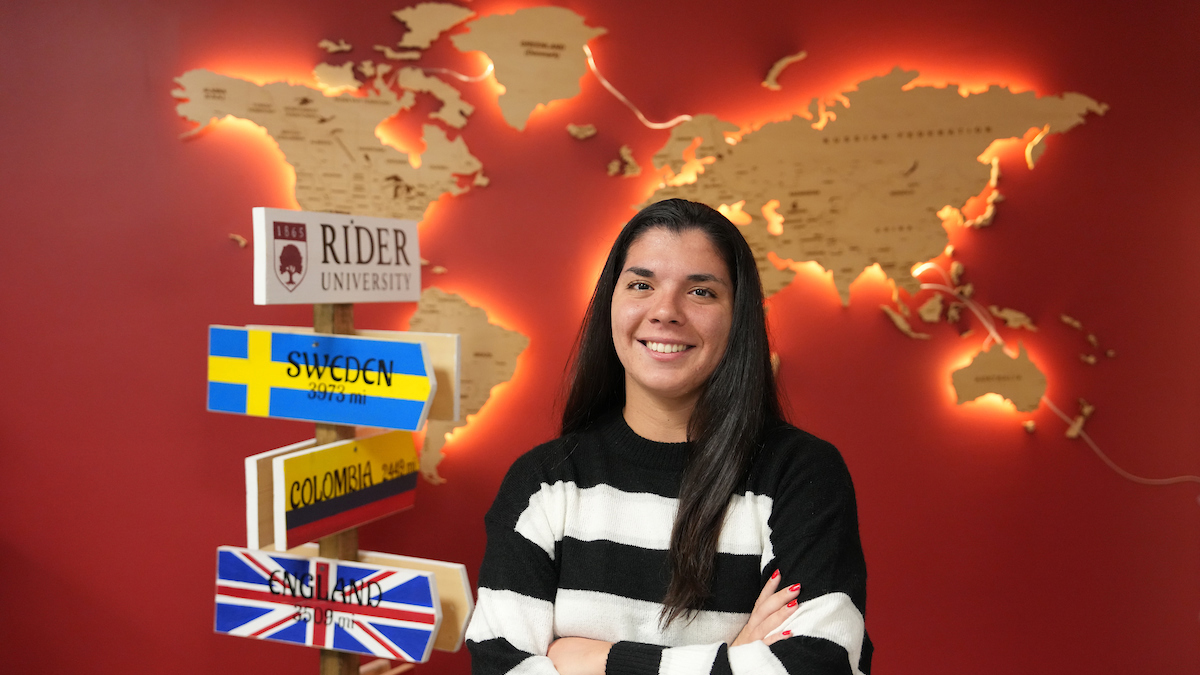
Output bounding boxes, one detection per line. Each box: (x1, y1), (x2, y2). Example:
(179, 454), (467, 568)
(605, 438), (871, 675)
(465, 453), (563, 675)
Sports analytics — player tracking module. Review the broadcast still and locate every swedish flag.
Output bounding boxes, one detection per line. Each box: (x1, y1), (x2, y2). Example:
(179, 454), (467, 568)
(207, 326), (435, 431)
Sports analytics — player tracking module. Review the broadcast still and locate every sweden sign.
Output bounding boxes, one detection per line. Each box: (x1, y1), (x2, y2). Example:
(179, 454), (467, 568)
(207, 326), (436, 430)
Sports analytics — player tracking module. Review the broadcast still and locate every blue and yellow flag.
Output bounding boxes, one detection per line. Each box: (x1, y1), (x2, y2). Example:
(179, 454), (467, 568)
(207, 326), (436, 430)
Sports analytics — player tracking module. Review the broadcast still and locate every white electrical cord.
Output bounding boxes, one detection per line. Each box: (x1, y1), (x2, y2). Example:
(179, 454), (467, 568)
(583, 45), (693, 130)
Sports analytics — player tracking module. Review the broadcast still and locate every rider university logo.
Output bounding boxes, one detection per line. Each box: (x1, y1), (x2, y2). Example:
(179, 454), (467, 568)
(273, 221), (307, 291)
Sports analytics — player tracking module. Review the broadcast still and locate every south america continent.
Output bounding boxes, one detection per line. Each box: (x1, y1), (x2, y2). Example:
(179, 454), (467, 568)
(408, 288), (529, 483)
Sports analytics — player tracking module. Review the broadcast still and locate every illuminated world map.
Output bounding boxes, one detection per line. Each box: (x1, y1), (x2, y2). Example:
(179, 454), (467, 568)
(174, 3), (1108, 478)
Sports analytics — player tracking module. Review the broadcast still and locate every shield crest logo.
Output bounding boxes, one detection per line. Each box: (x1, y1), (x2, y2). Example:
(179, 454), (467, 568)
(273, 221), (308, 291)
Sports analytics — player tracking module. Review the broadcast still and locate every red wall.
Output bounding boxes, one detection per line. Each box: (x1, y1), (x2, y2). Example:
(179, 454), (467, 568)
(2, 1), (1197, 673)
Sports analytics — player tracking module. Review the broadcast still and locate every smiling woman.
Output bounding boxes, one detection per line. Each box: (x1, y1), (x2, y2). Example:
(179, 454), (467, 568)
(465, 199), (871, 675)
(611, 228), (734, 430)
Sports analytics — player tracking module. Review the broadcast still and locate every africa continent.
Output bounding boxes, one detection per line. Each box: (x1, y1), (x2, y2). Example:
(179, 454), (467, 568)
(648, 67), (1107, 304)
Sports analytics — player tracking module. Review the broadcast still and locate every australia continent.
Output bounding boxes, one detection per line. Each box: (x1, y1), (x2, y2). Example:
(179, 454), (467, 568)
(951, 344), (1047, 412)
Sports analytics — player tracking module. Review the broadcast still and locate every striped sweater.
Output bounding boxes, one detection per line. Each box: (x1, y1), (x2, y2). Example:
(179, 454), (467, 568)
(466, 411), (871, 675)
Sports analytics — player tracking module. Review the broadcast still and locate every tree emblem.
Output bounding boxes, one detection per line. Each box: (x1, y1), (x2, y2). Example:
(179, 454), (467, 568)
(272, 221), (308, 292)
(279, 244), (303, 286)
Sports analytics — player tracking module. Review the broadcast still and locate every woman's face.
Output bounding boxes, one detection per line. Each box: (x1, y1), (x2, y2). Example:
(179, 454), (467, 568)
(611, 227), (734, 408)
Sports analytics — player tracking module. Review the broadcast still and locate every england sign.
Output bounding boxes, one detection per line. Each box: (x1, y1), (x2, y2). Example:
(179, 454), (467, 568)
(207, 326), (436, 430)
(214, 546), (441, 661)
(291, 543), (475, 653)
(273, 430), (418, 550)
(253, 207), (420, 305)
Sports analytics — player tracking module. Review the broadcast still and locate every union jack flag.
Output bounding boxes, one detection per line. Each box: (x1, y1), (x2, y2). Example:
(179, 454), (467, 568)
(214, 546), (442, 662)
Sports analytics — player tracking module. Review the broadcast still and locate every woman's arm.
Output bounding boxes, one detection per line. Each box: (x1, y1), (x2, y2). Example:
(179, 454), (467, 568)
(465, 457), (564, 675)
(548, 572), (803, 675)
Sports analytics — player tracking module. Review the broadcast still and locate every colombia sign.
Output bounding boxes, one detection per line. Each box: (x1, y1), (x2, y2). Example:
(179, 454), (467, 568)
(273, 430), (418, 550)
(207, 326), (436, 430)
(214, 546), (441, 661)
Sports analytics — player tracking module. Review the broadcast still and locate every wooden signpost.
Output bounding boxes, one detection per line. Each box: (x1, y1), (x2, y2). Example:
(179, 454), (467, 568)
(313, 303), (361, 675)
(209, 209), (472, 675)
(214, 546), (442, 662)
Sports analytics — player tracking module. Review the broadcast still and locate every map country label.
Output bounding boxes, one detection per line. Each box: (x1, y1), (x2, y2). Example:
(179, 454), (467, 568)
(273, 430), (418, 550)
(207, 326), (437, 430)
(253, 207), (420, 305)
(214, 546), (441, 662)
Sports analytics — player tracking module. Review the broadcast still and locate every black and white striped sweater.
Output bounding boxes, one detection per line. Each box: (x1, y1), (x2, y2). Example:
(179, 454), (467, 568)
(466, 411), (871, 675)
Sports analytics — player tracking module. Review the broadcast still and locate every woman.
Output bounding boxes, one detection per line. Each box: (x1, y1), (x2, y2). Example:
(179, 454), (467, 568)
(465, 199), (871, 675)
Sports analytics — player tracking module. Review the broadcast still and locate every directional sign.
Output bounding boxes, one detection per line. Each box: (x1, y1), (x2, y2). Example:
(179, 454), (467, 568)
(249, 325), (461, 421)
(207, 326), (436, 430)
(273, 430), (418, 550)
(214, 546), (441, 662)
(291, 544), (475, 653)
(253, 207), (420, 305)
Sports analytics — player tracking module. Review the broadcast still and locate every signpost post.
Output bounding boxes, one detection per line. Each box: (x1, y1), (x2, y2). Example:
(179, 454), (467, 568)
(315, 303), (359, 675)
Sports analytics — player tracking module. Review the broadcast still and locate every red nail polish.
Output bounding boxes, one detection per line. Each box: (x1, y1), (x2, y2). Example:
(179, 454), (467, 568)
(789, 583), (801, 592)
(786, 599), (797, 608)
(771, 570), (780, 579)
(782, 630), (792, 636)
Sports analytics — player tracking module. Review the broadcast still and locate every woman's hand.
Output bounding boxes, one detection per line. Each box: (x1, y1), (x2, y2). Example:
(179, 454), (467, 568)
(731, 569), (802, 646)
(547, 637), (613, 675)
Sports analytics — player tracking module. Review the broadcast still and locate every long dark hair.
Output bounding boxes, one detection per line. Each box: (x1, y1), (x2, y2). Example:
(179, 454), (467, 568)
(561, 198), (783, 625)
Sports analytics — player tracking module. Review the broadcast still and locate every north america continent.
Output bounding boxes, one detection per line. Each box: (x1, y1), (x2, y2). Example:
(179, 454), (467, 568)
(172, 69), (483, 220)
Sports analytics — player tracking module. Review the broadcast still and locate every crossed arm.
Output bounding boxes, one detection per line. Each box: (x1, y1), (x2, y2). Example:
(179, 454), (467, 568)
(548, 571), (804, 675)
